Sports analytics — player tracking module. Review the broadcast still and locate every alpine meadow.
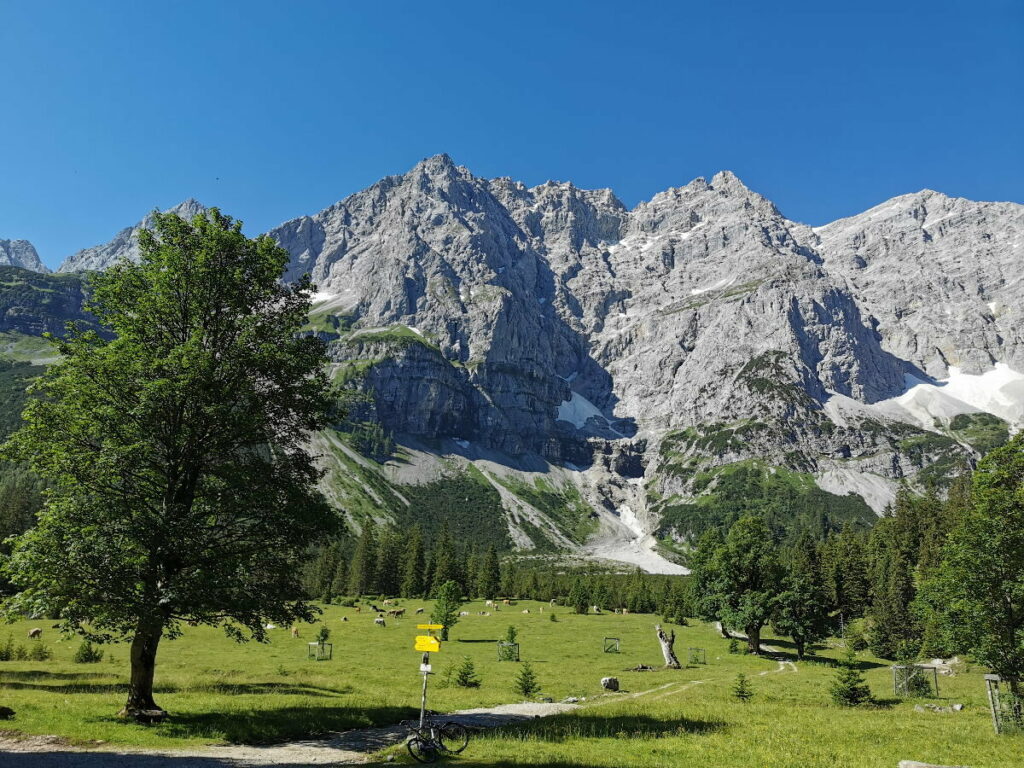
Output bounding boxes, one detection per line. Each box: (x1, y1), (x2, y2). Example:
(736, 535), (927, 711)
(1, 2), (1022, 767)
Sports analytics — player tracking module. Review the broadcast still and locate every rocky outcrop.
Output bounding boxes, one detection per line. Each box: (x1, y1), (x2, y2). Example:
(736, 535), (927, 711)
(57, 199), (206, 273)
(0, 239), (48, 272)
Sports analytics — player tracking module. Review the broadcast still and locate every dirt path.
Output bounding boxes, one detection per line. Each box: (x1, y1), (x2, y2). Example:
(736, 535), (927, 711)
(0, 701), (577, 767)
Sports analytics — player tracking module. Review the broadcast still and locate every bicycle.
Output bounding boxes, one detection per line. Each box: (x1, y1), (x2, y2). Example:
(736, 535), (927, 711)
(403, 715), (470, 763)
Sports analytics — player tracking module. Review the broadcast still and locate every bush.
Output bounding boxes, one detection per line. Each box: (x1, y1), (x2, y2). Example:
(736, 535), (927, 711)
(28, 643), (52, 661)
(514, 661), (540, 698)
(72, 640), (103, 664)
(549, 612), (557, 622)
(0, 636), (14, 661)
(338, 597), (357, 607)
(732, 672), (754, 702)
(728, 638), (741, 654)
(316, 625), (331, 645)
(830, 648), (872, 706)
(844, 619), (869, 652)
(504, 626), (518, 644)
(454, 656), (481, 688)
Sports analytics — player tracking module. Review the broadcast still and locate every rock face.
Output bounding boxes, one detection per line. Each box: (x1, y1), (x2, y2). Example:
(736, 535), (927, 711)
(265, 156), (1022, 539)
(40, 156), (1024, 565)
(57, 199), (206, 273)
(0, 239), (48, 272)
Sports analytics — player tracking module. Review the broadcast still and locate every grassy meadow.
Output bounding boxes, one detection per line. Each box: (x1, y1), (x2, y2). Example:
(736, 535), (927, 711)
(0, 600), (1019, 766)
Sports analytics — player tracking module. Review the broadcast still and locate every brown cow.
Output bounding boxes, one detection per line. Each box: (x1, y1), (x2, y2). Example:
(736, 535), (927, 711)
(386, 608), (406, 618)
(290, 627), (300, 638)
(27, 628), (42, 639)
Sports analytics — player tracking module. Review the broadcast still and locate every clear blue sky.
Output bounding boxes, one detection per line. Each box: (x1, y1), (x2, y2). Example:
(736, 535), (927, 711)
(2, 0), (1021, 269)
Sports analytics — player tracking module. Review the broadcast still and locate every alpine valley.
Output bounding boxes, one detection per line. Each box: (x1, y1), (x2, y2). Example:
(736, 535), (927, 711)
(5, 155), (1023, 572)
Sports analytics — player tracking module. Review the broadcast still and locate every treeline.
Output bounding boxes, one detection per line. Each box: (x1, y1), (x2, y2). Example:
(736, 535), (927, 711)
(304, 521), (689, 618)
(692, 433), (1024, 693)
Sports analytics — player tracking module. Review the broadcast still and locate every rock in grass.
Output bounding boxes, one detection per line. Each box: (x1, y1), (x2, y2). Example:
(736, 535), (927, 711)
(898, 761), (970, 768)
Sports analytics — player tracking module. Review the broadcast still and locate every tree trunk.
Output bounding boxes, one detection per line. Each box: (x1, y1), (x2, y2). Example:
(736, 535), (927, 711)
(746, 624), (762, 655)
(794, 637), (805, 660)
(655, 624), (680, 669)
(718, 622), (731, 639)
(120, 617), (165, 717)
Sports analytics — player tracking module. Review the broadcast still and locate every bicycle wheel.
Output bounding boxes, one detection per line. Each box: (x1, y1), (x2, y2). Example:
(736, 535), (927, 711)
(439, 721), (470, 753)
(407, 736), (439, 764)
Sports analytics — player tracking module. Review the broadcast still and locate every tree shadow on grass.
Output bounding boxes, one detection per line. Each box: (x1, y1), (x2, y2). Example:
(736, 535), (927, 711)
(760, 646), (887, 671)
(455, 638), (499, 643)
(88, 704), (417, 745)
(0, 755), (332, 768)
(0, 681), (353, 697)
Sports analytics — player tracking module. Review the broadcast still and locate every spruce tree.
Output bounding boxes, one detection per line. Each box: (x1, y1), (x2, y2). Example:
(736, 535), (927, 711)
(569, 577), (589, 614)
(514, 661), (540, 698)
(830, 647), (872, 706)
(772, 532), (830, 659)
(347, 521), (377, 597)
(399, 526), (425, 599)
(477, 544), (500, 601)
(430, 580), (463, 641)
(732, 672), (754, 702)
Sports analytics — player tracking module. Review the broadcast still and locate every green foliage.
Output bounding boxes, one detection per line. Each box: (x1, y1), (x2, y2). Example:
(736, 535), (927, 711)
(396, 468), (511, 553)
(949, 412), (1010, 455)
(732, 672), (754, 702)
(316, 625), (331, 645)
(0, 208), (339, 711)
(830, 648), (872, 706)
(728, 638), (741, 654)
(772, 532), (830, 659)
(657, 461), (875, 547)
(514, 661), (540, 698)
(72, 639), (104, 664)
(28, 642), (52, 661)
(476, 544), (500, 600)
(569, 578), (589, 614)
(0, 635), (26, 661)
(454, 655), (481, 688)
(932, 433), (1024, 687)
(431, 580), (463, 641)
(504, 625), (518, 644)
(0, 266), (98, 338)
(843, 620), (869, 652)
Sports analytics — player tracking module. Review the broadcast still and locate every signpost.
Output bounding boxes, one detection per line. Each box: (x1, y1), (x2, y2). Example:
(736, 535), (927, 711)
(415, 624), (444, 728)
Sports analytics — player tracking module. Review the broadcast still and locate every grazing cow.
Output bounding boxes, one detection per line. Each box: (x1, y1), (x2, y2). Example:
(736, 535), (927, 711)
(415, 607), (425, 614)
(550, 599), (557, 605)
(387, 608), (406, 618)
(622, 608), (629, 615)
(291, 627), (300, 638)
(383, 599), (394, 606)
(539, 607), (543, 613)
(341, 616), (348, 622)
(459, 611), (470, 617)
(27, 628), (42, 639)
(370, 604), (381, 613)
(482, 611), (491, 616)
(521, 609), (530, 614)
(592, 605), (602, 614)
(374, 616), (386, 627)
(264, 623), (277, 630)
(502, 599), (511, 605)
(355, 606), (361, 613)
(485, 600), (495, 607)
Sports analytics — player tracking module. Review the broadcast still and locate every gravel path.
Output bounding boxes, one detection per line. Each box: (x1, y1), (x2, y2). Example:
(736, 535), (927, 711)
(0, 701), (578, 768)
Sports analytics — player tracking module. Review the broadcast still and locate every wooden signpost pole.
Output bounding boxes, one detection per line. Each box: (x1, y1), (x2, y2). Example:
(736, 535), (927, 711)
(419, 650), (430, 728)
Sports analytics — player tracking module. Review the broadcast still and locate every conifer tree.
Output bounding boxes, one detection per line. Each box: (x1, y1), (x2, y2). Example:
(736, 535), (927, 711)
(347, 521), (377, 597)
(772, 532), (830, 659)
(569, 577), (589, 614)
(400, 526), (425, 599)
(830, 647), (872, 706)
(477, 543), (500, 601)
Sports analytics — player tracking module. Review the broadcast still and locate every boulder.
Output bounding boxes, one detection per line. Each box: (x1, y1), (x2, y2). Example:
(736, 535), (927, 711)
(601, 677), (619, 691)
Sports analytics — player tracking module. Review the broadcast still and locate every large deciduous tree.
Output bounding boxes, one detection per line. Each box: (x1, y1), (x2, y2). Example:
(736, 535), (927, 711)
(1, 209), (338, 717)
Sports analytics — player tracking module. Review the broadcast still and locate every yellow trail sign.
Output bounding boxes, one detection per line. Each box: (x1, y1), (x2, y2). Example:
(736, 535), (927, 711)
(417, 624), (444, 630)
(414, 635), (441, 653)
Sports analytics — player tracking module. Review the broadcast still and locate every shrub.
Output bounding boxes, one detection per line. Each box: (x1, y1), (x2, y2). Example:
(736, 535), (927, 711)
(28, 643), (52, 661)
(728, 638), (741, 654)
(0, 636), (14, 661)
(72, 640), (104, 664)
(504, 626), (518, 644)
(454, 656), (481, 688)
(732, 672), (754, 702)
(549, 612), (557, 622)
(830, 648), (872, 706)
(316, 625), (331, 645)
(514, 661), (540, 698)
(338, 597), (357, 607)
(13, 644), (28, 661)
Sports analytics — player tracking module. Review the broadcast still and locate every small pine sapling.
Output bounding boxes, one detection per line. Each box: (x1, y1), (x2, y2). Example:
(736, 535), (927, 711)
(830, 648), (872, 706)
(454, 656), (481, 688)
(732, 672), (754, 702)
(514, 661), (540, 698)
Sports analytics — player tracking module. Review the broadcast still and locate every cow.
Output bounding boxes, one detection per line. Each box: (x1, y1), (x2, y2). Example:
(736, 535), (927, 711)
(291, 627), (300, 638)
(382, 599), (394, 606)
(459, 611), (470, 616)
(592, 605), (602, 614)
(374, 616), (386, 627)
(482, 611), (491, 616)
(521, 609), (530, 614)
(27, 628), (42, 639)
(550, 599), (557, 605)
(485, 600), (495, 607)
(355, 606), (361, 613)
(264, 623), (277, 630)
(369, 604), (381, 613)
(387, 608), (406, 618)
(341, 616), (348, 622)
(415, 607), (425, 614)
(502, 599), (511, 605)
(539, 606), (544, 613)
(622, 608), (630, 615)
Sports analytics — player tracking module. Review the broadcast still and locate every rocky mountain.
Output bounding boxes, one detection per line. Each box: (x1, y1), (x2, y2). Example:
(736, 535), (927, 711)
(57, 199), (207, 273)
(47, 156), (1024, 571)
(0, 239), (48, 272)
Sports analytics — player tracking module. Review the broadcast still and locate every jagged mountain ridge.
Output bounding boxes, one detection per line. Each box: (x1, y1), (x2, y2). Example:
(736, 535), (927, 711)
(46, 156), (1024, 569)
(0, 239), (48, 272)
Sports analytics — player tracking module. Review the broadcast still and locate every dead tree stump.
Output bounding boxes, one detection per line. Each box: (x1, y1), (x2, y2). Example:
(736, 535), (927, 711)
(655, 624), (681, 669)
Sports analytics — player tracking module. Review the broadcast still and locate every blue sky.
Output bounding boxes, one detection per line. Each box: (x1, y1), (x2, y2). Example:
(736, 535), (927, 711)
(2, 0), (1021, 269)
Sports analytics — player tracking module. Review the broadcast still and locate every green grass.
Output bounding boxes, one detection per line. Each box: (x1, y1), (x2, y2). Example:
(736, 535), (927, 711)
(0, 606), (1018, 766)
